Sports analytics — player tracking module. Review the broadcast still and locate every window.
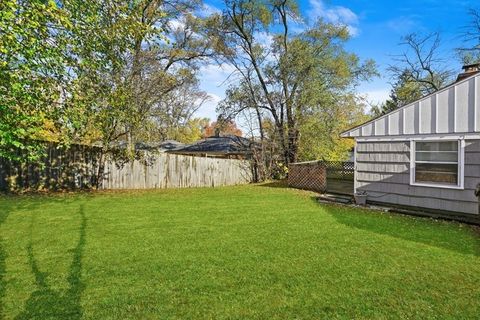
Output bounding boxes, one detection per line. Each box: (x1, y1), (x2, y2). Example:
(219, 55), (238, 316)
(411, 140), (464, 189)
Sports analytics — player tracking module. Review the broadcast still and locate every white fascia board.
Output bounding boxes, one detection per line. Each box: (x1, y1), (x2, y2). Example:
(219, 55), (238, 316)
(355, 132), (480, 142)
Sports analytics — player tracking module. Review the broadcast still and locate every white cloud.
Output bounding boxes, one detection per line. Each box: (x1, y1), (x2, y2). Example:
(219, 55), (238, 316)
(360, 89), (390, 105)
(168, 19), (185, 31)
(197, 3), (222, 17)
(255, 31), (274, 48)
(346, 25), (359, 37)
(195, 63), (238, 120)
(386, 16), (420, 34)
(198, 63), (237, 88)
(308, 0), (360, 36)
(196, 93), (223, 120)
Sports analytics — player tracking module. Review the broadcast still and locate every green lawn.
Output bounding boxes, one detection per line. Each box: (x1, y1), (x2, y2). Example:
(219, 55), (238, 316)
(0, 184), (479, 319)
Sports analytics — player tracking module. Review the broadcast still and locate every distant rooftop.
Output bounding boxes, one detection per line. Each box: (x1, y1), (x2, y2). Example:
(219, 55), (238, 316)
(93, 140), (185, 151)
(157, 140), (185, 151)
(170, 135), (253, 155)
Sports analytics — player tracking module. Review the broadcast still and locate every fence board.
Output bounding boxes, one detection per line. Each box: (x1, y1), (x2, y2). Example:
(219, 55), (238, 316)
(0, 143), (252, 191)
(100, 153), (252, 190)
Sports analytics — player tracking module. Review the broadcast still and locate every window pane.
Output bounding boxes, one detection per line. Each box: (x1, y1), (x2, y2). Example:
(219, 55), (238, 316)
(415, 163), (458, 184)
(415, 151), (458, 162)
(416, 141), (458, 152)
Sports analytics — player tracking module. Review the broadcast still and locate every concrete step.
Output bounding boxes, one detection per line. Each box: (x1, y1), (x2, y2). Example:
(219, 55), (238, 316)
(318, 193), (354, 204)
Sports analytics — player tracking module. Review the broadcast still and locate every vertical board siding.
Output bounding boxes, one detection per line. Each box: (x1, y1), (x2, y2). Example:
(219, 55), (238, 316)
(456, 80), (470, 132)
(469, 77), (477, 131)
(356, 140), (480, 215)
(388, 111), (401, 135)
(419, 96), (435, 133)
(0, 144), (252, 191)
(374, 117), (386, 136)
(344, 74), (480, 137)
(404, 104), (416, 134)
(414, 102), (420, 134)
(362, 123), (373, 136)
(476, 76), (480, 131)
(436, 88), (452, 133)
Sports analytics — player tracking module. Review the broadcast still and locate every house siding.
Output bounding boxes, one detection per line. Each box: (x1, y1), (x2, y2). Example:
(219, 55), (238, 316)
(355, 140), (480, 215)
(342, 74), (480, 138)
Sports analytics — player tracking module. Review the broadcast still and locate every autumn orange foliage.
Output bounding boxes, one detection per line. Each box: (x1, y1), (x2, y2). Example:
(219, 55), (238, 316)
(203, 121), (242, 138)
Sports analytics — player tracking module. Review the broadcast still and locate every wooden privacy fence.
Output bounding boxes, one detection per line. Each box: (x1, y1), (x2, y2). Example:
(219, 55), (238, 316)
(102, 153), (252, 189)
(288, 160), (354, 194)
(0, 143), (101, 191)
(0, 143), (252, 191)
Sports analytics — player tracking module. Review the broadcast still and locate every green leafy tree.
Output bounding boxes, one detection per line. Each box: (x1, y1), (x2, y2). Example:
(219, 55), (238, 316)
(298, 94), (368, 161)
(56, 0), (217, 186)
(176, 118), (211, 143)
(0, 0), (70, 161)
(66, 0), (217, 147)
(215, 0), (376, 164)
(1, 0), (217, 161)
(137, 75), (211, 143)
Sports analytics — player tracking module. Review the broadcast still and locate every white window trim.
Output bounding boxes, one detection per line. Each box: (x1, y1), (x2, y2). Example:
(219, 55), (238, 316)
(409, 139), (465, 190)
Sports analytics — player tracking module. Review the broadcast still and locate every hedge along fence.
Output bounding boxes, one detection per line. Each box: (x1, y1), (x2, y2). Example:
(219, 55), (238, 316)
(288, 161), (327, 193)
(0, 143), (253, 192)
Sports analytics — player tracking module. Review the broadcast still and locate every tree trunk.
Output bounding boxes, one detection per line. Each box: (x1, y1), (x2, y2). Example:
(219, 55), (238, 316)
(94, 148), (106, 190)
(287, 127), (299, 164)
(254, 106), (267, 181)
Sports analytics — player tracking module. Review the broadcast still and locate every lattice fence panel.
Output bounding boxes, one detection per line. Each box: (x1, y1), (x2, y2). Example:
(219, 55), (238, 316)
(324, 161), (354, 180)
(288, 161), (327, 192)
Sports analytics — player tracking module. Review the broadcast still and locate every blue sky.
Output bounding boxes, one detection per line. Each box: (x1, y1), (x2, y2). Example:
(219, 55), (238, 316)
(196, 0), (476, 120)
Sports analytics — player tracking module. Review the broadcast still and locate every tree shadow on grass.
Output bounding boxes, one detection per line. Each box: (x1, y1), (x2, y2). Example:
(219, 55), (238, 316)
(15, 204), (86, 320)
(257, 180), (289, 188)
(0, 206), (9, 320)
(317, 200), (480, 257)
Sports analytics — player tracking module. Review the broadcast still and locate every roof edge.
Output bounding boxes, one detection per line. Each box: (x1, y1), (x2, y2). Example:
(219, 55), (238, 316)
(341, 72), (480, 138)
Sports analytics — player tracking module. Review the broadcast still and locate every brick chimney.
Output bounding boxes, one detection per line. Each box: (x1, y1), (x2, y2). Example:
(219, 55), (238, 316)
(456, 63), (480, 82)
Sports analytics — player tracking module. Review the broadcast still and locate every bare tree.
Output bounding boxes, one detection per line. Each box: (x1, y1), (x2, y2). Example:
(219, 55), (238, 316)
(458, 8), (480, 64)
(389, 32), (454, 95)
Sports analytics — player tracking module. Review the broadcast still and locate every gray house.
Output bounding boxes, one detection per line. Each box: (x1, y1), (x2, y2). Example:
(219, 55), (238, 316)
(341, 64), (480, 217)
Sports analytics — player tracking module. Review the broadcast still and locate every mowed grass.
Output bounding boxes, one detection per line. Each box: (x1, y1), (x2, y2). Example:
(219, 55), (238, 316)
(0, 184), (479, 319)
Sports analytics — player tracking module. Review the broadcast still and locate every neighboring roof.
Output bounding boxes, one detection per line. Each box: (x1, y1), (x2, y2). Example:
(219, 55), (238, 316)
(94, 140), (185, 151)
(341, 72), (480, 138)
(169, 135), (253, 155)
(157, 140), (185, 151)
(135, 140), (186, 151)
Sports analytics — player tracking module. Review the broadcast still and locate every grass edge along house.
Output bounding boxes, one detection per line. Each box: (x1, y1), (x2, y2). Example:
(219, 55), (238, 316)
(341, 64), (480, 219)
